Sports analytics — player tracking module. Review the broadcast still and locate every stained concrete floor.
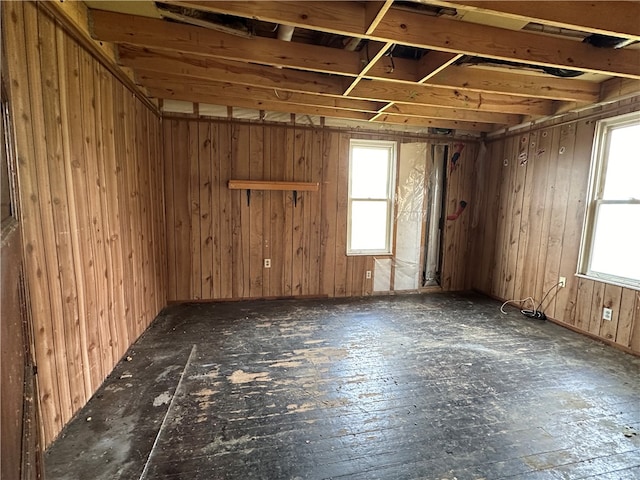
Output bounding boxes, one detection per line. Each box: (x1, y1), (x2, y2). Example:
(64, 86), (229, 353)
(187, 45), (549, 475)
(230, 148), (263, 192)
(46, 293), (640, 479)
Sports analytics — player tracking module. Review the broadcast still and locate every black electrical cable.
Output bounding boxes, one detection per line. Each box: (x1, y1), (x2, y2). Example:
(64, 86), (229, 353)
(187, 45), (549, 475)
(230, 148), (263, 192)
(521, 280), (563, 320)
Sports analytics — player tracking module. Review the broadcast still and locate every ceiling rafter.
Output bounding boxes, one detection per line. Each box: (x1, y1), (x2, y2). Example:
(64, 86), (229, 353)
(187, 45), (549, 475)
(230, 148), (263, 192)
(165, 0), (640, 79)
(424, 1), (640, 41)
(91, 9), (364, 76)
(118, 45), (345, 96)
(348, 80), (554, 116)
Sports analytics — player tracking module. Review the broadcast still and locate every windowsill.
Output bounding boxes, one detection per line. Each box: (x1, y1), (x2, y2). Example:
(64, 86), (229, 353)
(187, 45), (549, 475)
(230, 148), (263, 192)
(347, 252), (393, 257)
(575, 273), (640, 292)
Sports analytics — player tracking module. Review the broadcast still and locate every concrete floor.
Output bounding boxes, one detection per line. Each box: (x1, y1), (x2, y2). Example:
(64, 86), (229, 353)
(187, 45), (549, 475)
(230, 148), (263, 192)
(46, 293), (640, 479)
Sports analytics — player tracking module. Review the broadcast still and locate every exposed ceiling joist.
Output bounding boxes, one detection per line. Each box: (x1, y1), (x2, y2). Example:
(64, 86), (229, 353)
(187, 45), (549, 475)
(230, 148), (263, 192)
(91, 9), (363, 76)
(165, 1), (640, 79)
(424, 1), (640, 41)
(373, 9), (640, 79)
(380, 104), (521, 125)
(348, 81), (554, 116)
(119, 45), (345, 96)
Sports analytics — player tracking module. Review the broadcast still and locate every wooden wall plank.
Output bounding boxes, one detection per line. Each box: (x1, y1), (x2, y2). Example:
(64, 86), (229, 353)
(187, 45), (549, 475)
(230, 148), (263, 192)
(334, 134), (350, 297)
(600, 284), (623, 341)
(199, 122), (214, 299)
(249, 125), (265, 297)
(292, 129), (306, 296)
(174, 120), (192, 300)
(219, 123), (233, 299)
(616, 289), (637, 347)
(308, 129), (323, 295)
(532, 127), (561, 307)
(269, 127), (286, 297)
(79, 46), (109, 386)
(163, 120), (177, 301)
(189, 121), (201, 299)
(320, 131), (339, 297)
(282, 128), (295, 296)
(58, 31), (95, 394)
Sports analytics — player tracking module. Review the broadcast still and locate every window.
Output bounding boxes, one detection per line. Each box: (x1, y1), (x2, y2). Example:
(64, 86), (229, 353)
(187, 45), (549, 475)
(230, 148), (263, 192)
(579, 112), (640, 289)
(347, 139), (396, 255)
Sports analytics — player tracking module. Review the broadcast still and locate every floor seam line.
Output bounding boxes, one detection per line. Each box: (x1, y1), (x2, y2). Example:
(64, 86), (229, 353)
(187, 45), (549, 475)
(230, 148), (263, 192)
(138, 344), (197, 480)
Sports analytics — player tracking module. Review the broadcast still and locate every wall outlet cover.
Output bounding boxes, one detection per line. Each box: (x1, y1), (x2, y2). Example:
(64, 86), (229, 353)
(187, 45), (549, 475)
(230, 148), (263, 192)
(603, 307), (613, 321)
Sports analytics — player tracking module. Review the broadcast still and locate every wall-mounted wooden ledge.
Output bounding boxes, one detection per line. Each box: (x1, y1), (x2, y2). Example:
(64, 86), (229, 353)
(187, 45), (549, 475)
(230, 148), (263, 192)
(228, 180), (319, 206)
(228, 180), (319, 191)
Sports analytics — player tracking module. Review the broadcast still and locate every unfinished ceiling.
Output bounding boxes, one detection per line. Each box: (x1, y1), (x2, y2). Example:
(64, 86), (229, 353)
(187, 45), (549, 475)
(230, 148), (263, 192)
(86, 0), (640, 133)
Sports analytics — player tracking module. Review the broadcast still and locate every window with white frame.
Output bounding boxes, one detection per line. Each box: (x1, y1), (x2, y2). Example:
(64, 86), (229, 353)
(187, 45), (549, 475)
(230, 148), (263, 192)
(579, 112), (640, 289)
(347, 139), (396, 255)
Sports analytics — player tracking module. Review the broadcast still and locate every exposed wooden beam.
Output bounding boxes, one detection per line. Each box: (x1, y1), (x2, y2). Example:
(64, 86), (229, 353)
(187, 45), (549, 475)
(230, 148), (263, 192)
(382, 104), (521, 125)
(373, 8), (640, 79)
(428, 66), (600, 103)
(372, 114), (494, 132)
(118, 45), (345, 96)
(426, 1), (640, 41)
(90, 9), (363, 76)
(137, 73), (385, 113)
(164, 0), (368, 35)
(166, 1), (640, 79)
(349, 80), (554, 115)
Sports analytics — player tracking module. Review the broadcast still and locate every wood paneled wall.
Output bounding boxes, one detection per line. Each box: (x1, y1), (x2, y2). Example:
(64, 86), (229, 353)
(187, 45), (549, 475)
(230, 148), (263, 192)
(472, 96), (640, 355)
(163, 118), (477, 301)
(4, 2), (166, 445)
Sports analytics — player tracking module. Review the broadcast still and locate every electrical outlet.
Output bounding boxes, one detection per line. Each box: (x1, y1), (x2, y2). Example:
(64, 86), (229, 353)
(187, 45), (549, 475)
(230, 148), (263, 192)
(264, 258), (271, 268)
(366, 270), (372, 279)
(559, 276), (566, 288)
(602, 307), (613, 321)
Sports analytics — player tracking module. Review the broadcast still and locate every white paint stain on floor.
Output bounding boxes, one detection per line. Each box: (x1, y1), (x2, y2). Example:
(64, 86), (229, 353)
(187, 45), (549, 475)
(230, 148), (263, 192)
(153, 392), (172, 407)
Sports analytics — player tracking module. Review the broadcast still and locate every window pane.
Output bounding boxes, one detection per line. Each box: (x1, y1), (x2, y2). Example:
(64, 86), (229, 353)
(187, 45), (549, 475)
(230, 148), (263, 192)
(603, 123), (640, 200)
(351, 147), (390, 199)
(350, 201), (388, 251)
(590, 203), (640, 281)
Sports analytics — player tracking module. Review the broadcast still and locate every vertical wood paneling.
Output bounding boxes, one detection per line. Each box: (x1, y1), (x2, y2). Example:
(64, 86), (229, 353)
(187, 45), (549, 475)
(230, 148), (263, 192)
(164, 120), (477, 302)
(472, 97), (640, 356)
(189, 121), (201, 299)
(249, 125), (265, 297)
(4, 3), (165, 445)
(320, 131), (339, 297)
(199, 122), (214, 299)
(334, 134), (350, 297)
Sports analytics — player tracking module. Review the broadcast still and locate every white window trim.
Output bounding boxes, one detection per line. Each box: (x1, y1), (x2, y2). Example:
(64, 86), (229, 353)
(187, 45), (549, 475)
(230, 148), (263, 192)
(578, 111), (640, 291)
(347, 139), (397, 256)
